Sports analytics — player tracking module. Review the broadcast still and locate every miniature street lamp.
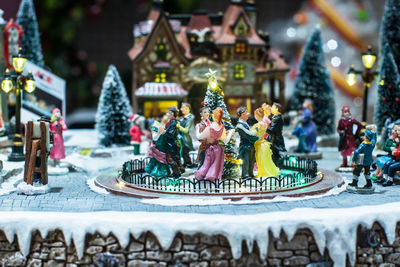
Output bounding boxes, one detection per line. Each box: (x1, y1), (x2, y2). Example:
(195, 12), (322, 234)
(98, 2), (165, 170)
(346, 46), (378, 123)
(1, 49), (36, 161)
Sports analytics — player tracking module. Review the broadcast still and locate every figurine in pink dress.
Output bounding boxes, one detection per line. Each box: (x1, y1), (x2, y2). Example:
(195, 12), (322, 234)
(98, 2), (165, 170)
(49, 108), (67, 166)
(194, 107), (235, 181)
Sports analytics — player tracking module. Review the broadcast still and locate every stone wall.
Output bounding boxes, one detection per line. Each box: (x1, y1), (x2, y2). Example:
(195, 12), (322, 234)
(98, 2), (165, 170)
(0, 224), (398, 266)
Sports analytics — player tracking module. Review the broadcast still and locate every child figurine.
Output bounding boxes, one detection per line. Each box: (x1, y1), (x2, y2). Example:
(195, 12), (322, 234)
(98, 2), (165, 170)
(195, 106), (211, 167)
(292, 119), (309, 153)
(129, 114), (146, 155)
(300, 99), (318, 152)
(236, 107), (258, 178)
(337, 106), (363, 167)
(177, 102), (195, 168)
(348, 129), (376, 190)
(266, 103), (287, 167)
(49, 108), (67, 166)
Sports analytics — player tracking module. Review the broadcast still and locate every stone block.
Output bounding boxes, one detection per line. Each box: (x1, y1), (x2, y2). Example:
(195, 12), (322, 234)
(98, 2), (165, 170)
(106, 235), (118, 245)
(31, 242), (41, 252)
(309, 244), (318, 252)
(0, 251), (25, 266)
(210, 260), (229, 267)
(269, 249), (293, 258)
(146, 235), (161, 251)
(358, 247), (374, 255)
(39, 253), (49, 260)
(283, 256), (310, 266)
(200, 247), (231, 260)
(43, 242), (64, 247)
(376, 247), (393, 254)
(218, 236), (230, 247)
(0, 241), (18, 251)
(268, 258), (282, 266)
(379, 264), (396, 267)
(386, 253), (400, 264)
(89, 237), (106, 246)
(67, 253), (78, 263)
(49, 247), (66, 261)
(168, 237), (182, 252)
(43, 260), (64, 267)
(107, 243), (121, 252)
(200, 235), (219, 245)
(190, 262), (209, 267)
(127, 252), (145, 260)
(66, 264), (78, 267)
(173, 251), (199, 262)
(128, 241), (144, 252)
(127, 260), (158, 267)
(183, 234), (200, 244)
(276, 235), (308, 250)
(295, 250), (308, 256)
(146, 251), (172, 261)
(310, 251), (324, 261)
(85, 245), (103, 255)
(26, 258), (42, 267)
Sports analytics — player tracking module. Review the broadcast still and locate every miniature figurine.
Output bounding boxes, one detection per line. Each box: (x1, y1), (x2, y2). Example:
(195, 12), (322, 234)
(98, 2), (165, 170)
(49, 108), (67, 166)
(164, 106), (185, 177)
(236, 107), (258, 178)
(291, 119), (309, 153)
(337, 106), (363, 167)
(373, 125), (400, 180)
(145, 114), (171, 178)
(348, 129), (376, 189)
(266, 103), (287, 167)
(129, 114), (146, 155)
(252, 107), (280, 177)
(300, 99), (318, 152)
(194, 107), (235, 181)
(195, 106), (211, 167)
(177, 102), (195, 168)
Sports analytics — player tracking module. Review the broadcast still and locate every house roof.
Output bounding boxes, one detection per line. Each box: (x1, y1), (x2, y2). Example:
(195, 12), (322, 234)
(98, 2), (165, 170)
(256, 47), (290, 73)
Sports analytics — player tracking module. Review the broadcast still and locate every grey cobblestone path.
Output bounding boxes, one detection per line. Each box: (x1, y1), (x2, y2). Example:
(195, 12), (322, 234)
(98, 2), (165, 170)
(0, 148), (399, 213)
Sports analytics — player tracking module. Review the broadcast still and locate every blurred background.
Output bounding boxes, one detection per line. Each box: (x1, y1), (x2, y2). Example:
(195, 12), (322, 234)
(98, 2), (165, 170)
(1, 0), (385, 125)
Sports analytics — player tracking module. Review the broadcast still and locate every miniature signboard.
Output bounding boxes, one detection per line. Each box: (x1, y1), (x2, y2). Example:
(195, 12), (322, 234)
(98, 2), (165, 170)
(21, 60), (66, 123)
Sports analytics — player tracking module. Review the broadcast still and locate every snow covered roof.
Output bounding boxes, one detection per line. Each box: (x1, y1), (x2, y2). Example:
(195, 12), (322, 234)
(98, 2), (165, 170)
(135, 82), (188, 98)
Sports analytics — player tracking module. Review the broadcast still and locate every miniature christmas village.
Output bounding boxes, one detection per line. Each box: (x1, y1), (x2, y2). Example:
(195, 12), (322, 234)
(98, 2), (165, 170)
(0, 0), (399, 266)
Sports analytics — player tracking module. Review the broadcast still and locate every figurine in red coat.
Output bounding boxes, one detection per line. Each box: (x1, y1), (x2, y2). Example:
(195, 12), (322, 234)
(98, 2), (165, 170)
(129, 114), (146, 155)
(337, 106), (363, 167)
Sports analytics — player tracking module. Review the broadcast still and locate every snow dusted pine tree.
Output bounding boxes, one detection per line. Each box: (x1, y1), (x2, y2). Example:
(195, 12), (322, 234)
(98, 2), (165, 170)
(96, 65), (132, 146)
(375, 44), (400, 131)
(203, 69), (240, 179)
(380, 0), (400, 71)
(289, 27), (336, 135)
(16, 0), (44, 67)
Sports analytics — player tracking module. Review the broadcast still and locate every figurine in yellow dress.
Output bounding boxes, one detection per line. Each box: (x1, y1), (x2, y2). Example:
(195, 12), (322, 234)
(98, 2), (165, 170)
(252, 108), (280, 178)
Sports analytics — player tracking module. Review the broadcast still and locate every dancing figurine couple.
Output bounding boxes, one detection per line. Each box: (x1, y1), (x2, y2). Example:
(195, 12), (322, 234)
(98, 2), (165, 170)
(236, 103), (286, 178)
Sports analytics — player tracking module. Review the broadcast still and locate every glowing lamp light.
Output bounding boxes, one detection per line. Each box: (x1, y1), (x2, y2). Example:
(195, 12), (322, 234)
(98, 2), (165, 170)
(361, 46), (376, 70)
(289, 156), (297, 164)
(24, 72), (36, 93)
(346, 66), (357, 86)
(379, 80), (385, 86)
(12, 50), (27, 73)
(209, 79), (218, 90)
(1, 70), (13, 93)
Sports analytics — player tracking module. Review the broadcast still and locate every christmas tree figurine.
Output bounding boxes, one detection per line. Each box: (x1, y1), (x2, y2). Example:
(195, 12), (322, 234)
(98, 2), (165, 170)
(380, 0), (400, 72)
(16, 0), (44, 67)
(96, 65), (132, 146)
(289, 26), (336, 135)
(375, 44), (400, 133)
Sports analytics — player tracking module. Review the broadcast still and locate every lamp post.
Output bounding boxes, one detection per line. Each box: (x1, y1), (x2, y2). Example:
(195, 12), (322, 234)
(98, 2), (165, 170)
(1, 50), (36, 161)
(346, 46), (378, 123)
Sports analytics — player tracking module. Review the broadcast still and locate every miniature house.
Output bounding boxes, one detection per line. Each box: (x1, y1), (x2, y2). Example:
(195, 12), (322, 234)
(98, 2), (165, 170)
(128, 0), (289, 118)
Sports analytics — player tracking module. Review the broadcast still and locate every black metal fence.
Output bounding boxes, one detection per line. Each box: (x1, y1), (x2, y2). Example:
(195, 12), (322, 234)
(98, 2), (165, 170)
(120, 155), (319, 194)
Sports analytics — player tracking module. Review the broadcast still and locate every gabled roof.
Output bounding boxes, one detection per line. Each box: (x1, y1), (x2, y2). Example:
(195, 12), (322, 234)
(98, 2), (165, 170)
(256, 48), (290, 73)
(215, 3), (264, 45)
(187, 13), (212, 31)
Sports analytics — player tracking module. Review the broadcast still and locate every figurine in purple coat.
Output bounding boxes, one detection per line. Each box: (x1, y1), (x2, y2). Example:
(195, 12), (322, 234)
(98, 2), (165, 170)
(300, 99), (318, 153)
(49, 108), (67, 166)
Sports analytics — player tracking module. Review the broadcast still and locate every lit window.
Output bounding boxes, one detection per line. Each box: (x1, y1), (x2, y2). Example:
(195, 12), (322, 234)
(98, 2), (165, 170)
(155, 71), (167, 83)
(156, 43), (166, 60)
(234, 64), (245, 80)
(235, 41), (247, 54)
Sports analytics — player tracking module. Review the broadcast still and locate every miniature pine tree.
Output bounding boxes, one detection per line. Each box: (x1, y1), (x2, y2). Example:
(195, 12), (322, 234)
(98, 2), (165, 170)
(380, 0), (400, 71)
(289, 27), (336, 135)
(375, 44), (400, 131)
(16, 0), (44, 67)
(96, 65), (133, 146)
(203, 69), (240, 179)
